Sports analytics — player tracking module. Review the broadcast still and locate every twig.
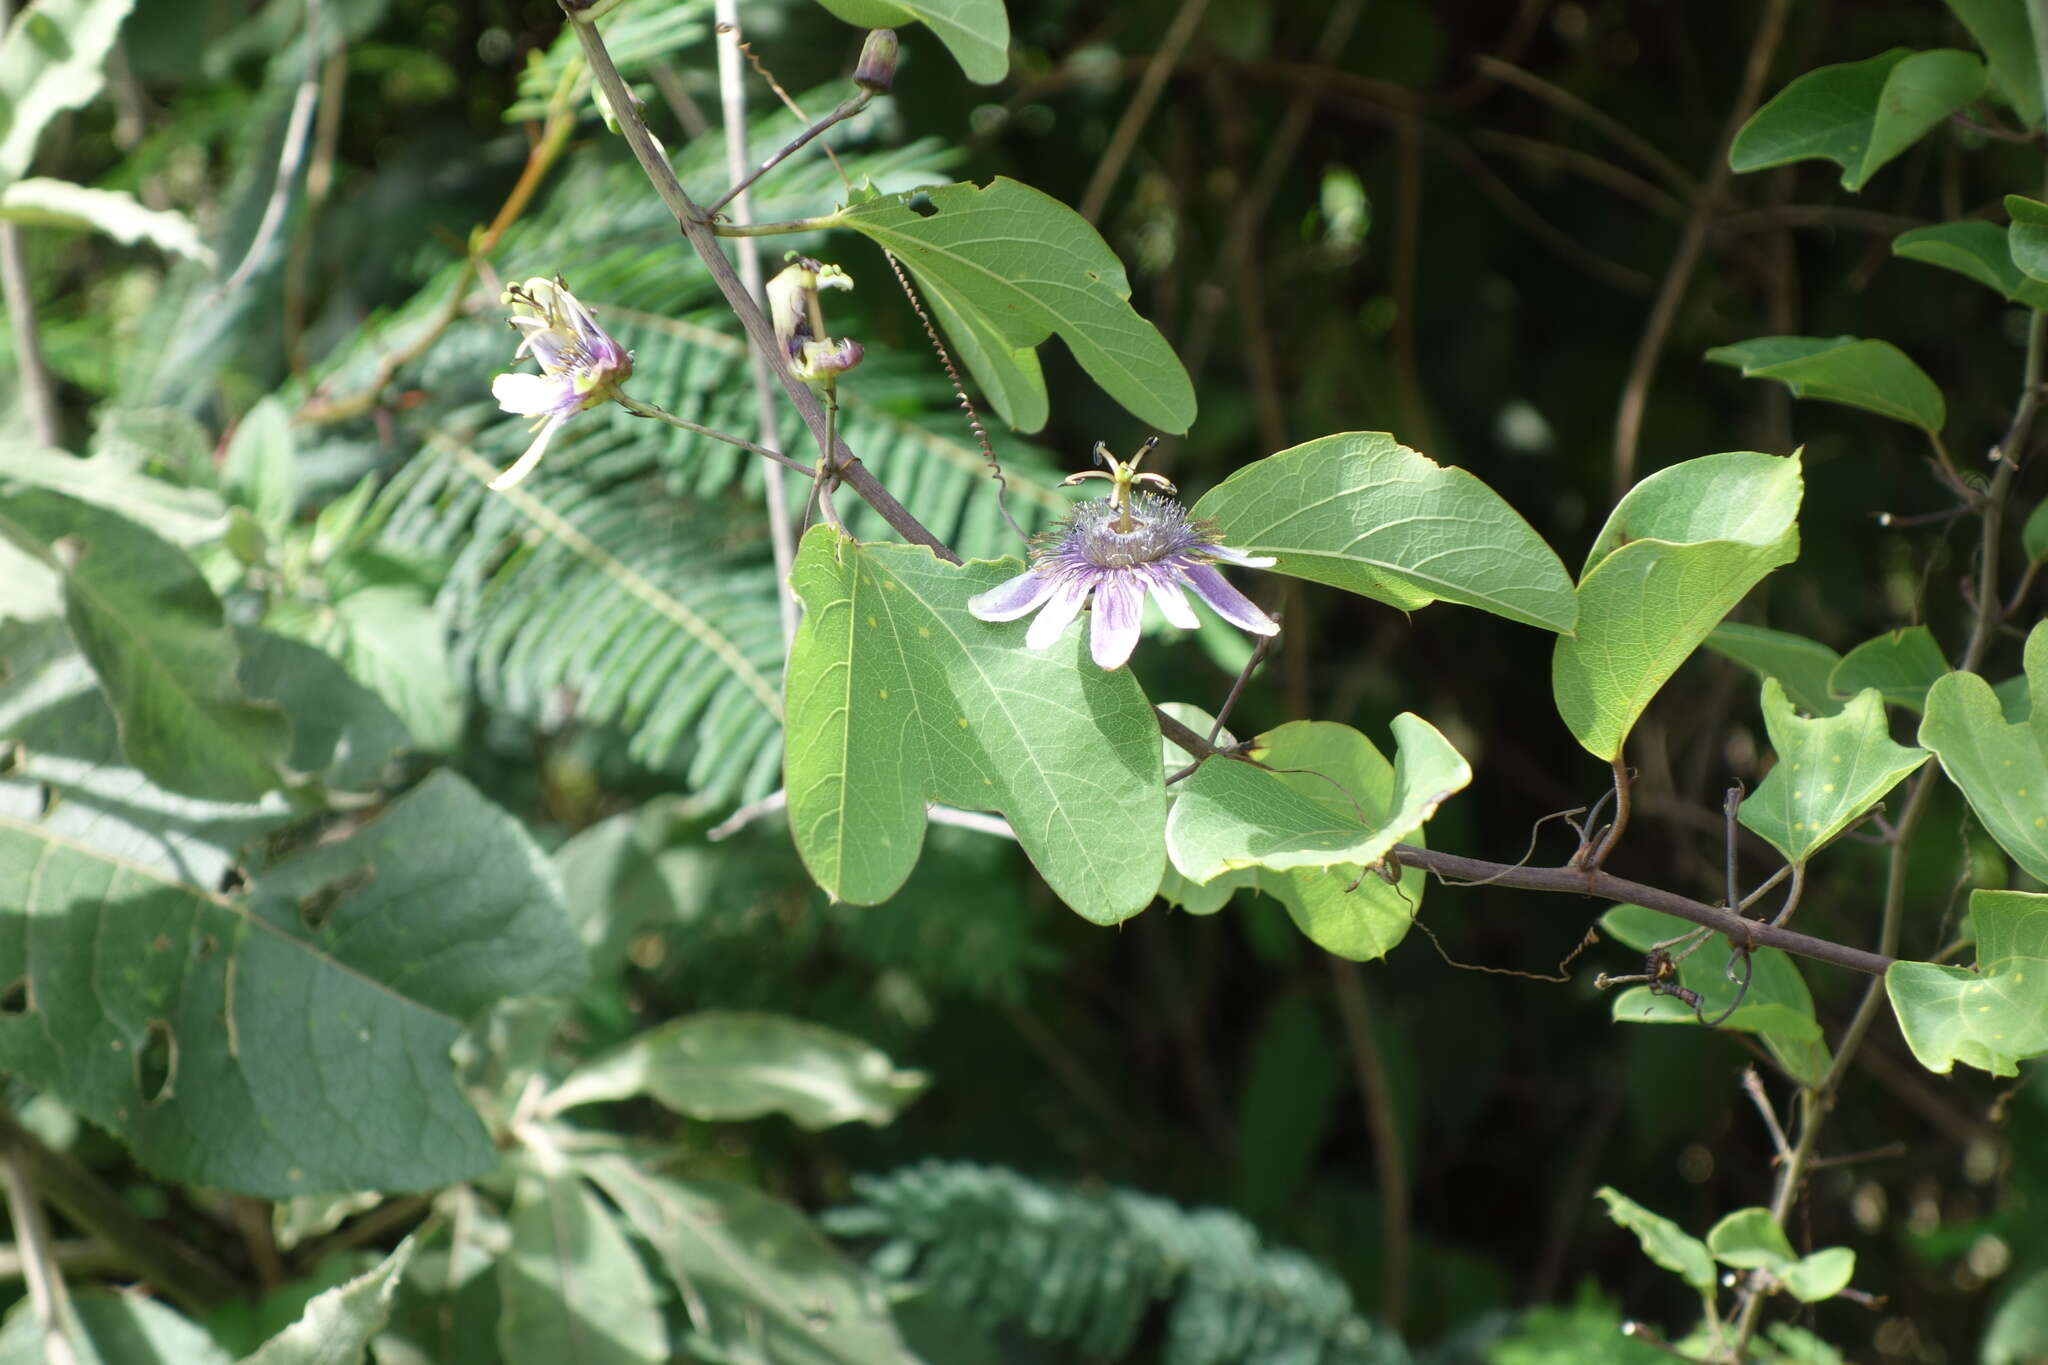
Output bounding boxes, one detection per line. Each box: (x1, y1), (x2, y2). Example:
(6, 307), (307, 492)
(1329, 959), (1409, 1328)
(1611, 0), (1791, 499)
(2, 1136), (80, 1365)
(1471, 129), (1690, 220)
(1806, 1141), (1907, 1172)
(216, 0), (326, 299)
(616, 394), (818, 475)
(1078, 0), (1213, 222)
(1206, 634), (1272, 743)
(1386, 844), (1893, 976)
(1582, 755), (1633, 873)
(0, 224), (58, 445)
(1470, 54), (1701, 200)
(713, 0), (803, 651)
(1742, 1067), (1790, 1159)
(706, 91), (871, 219)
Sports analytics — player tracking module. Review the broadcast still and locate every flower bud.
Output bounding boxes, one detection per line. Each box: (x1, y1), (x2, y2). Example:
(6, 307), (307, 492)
(855, 29), (898, 94)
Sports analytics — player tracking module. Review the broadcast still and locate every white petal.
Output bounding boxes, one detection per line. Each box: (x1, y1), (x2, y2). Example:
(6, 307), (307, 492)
(493, 371), (573, 418)
(1024, 579), (1090, 651)
(489, 413), (567, 490)
(1089, 576), (1143, 669)
(969, 570), (1059, 622)
(1146, 575), (1200, 630)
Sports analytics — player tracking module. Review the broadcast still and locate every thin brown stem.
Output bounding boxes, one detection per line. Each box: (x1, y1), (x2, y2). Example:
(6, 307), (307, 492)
(706, 91), (870, 218)
(1078, 0), (1213, 223)
(1469, 54), (1701, 200)
(1330, 960), (1409, 1329)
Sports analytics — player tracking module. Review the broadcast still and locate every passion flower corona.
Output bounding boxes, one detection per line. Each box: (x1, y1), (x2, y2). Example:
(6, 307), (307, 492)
(968, 440), (1279, 670)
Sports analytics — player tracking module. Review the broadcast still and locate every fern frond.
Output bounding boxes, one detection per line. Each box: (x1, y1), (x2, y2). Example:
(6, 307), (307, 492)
(826, 1162), (1412, 1365)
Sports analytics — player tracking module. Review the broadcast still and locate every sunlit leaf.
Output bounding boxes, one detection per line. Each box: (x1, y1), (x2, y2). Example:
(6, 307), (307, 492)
(1704, 336), (1945, 431)
(811, 0), (1010, 84)
(783, 527), (1165, 923)
(224, 397), (297, 542)
(1731, 48), (1986, 191)
(0, 1289), (229, 1364)
(0, 0), (137, 191)
(1554, 452), (1802, 761)
(1190, 431), (1577, 632)
(0, 488), (291, 801)
(239, 1238), (416, 1365)
(545, 1011), (927, 1129)
(1593, 1188), (1714, 1292)
(834, 178), (1195, 433)
(0, 176), (214, 264)
(1739, 681), (1927, 865)
(1918, 626), (2048, 883)
(498, 1171), (666, 1365)
(1887, 890), (2048, 1076)
(1707, 1209), (1855, 1303)
(0, 440), (227, 545)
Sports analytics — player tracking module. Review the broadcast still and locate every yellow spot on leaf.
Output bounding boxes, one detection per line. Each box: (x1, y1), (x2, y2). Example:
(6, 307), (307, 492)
(867, 614), (878, 628)
(957, 717), (969, 728)
(878, 688), (890, 700)
(917, 625), (931, 638)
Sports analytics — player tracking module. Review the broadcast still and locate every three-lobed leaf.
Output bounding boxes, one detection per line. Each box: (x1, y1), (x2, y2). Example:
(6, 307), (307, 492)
(544, 1011), (927, 1129)
(0, 488), (291, 801)
(783, 528), (1165, 923)
(834, 178), (1193, 433)
(1918, 622), (2048, 884)
(810, 0), (1010, 84)
(1738, 680), (1927, 865)
(0, 770), (584, 1196)
(1887, 890), (2048, 1077)
(1554, 452), (1802, 761)
(1190, 431), (1577, 632)
(1730, 48), (1987, 191)
(1704, 336), (1945, 431)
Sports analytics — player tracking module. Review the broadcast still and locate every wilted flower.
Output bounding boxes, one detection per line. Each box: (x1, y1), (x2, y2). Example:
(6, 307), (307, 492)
(969, 440), (1279, 670)
(488, 276), (633, 489)
(766, 256), (863, 383)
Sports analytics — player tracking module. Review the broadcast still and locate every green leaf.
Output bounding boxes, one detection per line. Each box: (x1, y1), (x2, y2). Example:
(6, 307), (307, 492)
(1167, 716), (1468, 881)
(0, 1289), (230, 1364)
(1983, 1266), (2048, 1365)
(498, 1170), (667, 1365)
(1705, 622), (1844, 717)
(1593, 1187), (1715, 1293)
(916, 242), (1049, 432)
(544, 1011), (928, 1129)
(1602, 904), (1830, 1087)
(1704, 336), (1946, 431)
(811, 0), (1010, 83)
(1918, 636), (2048, 883)
(239, 1238), (415, 1365)
(0, 176), (213, 263)
(783, 528), (1165, 924)
(1730, 49), (1986, 191)
(1706, 1207), (1797, 1269)
(2024, 495), (2048, 562)
(1164, 718), (1459, 961)
(224, 398), (297, 541)
(582, 1155), (915, 1365)
(1887, 889), (2048, 1076)
(1891, 221), (2048, 307)
(0, 0), (137, 191)
(0, 439), (227, 545)
(1554, 452), (1803, 761)
(834, 178), (1195, 433)
(1738, 681), (1927, 864)
(1189, 431), (1578, 632)
(0, 770), (584, 1195)
(1706, 1210), (1855, 1303)
(1829, 625), (1948, 710)
(2010, 196), (2048, 291)
(0, 488), (291, 801)
(1944, 0), (2044, 125)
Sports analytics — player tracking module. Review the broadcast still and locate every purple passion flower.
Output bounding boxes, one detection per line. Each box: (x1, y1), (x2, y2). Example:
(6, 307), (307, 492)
(969, 491), (1279, 671)
(488, 276), (633, 489)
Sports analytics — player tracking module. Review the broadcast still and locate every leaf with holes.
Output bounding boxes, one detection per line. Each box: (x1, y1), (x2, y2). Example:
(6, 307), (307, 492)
(834, 178), (1195, 433)
(784, 528), (1164, 922)
(1554, 452), (1803, 761)
(1730, 48), (1986, 191)
(0, 0), (136, 191)
(0, 489), (291, 801)
(1190, 432), (1577, 631)
(0, 770), (583, 1196)
(1918, 624), (2048, 884)
(811, 0), (1010, 83)
(1739, 681), (1927, 865)
(545, 1011), (927, 1129)
(1887, 891), (2048, 1076)
(1705, 336), (1945, 431)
